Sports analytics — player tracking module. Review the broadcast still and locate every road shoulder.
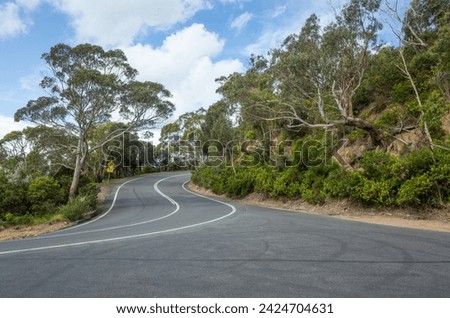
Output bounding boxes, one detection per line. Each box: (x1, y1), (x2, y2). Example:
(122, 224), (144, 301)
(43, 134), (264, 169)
(188, 183), (450, 233)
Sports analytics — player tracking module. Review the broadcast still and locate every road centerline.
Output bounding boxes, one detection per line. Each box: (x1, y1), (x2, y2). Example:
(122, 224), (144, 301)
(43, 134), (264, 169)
(37, 174), (188, 239)
(0, 174), (237, 256)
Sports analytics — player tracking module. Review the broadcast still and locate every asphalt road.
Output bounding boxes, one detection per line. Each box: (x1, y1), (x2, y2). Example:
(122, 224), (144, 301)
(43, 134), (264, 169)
(0, 172), (449, 297)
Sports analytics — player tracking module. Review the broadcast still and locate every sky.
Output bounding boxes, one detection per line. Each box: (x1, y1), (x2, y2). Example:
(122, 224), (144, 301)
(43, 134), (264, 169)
(0, 0), (409, 141)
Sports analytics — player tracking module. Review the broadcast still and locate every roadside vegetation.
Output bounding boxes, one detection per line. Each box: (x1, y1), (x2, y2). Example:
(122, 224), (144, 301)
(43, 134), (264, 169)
(176, 0), (450, 210)
(1, 0), (449, 229)
(1, 44), (173, 228)
(192, 148), (450, 208)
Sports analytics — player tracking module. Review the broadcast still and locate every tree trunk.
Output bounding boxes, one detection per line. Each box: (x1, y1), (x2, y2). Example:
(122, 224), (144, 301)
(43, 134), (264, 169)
(69, 154), (82, 200)
(69, 139), (88, 201)
(345, 117), (385, 148)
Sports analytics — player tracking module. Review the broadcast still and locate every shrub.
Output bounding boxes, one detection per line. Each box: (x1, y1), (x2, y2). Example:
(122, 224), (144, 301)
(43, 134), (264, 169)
(353, 177), (396, 206)
(142, 166), (156, 174)
(392, 148), (435, 181)
(376, 111), (399, 128)
(192, 166), (215, 189)
(0, 181), (30, 216)
(253, 166), (276, 195)
(78, 182), (99, 209)
(225, 169), (255, 198)
(397, 162), (450, 207)
(429, 163), (450, 203)
(359, 151), (397, 180)
(394, 149), (450, 207)
(396, 174), (435, 206)
(299, 170), (324, 204)
(323, 168), (362, 199)
(190, 148), (450, 208)
(28, 177), (65, 215)
(212, 167), (234, 195)
(270, 167), (301, 198)
(58, 196), (92, 221)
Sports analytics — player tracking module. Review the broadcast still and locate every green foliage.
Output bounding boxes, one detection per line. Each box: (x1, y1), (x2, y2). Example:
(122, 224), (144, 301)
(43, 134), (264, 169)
(353, 178), (397, 206)
(253, 166), (276, 195)
(376, 111), (399, 128)
(323, 169), (362, 199)
(78, 181), (99, 209)
(270, 167), (301, 198)
(358, 151), (398, 181)
(224, 169), (256, 198)
(191, 148), (450, 209)
(28, 177), (65, 215)
(142, 166), (156, 174)
(299, 165), (339, 204)
(396, 174), (435, 206)
(392, 148), (435, 181)
(58, 196), (92, 222)
(397, 156), (450, 207)
(0, 180), (29, 216)
(348, 129), (367, 143)
(0, 169), (100, 226)
(423, 91), (449, 137)
(0, 213), (35, 226)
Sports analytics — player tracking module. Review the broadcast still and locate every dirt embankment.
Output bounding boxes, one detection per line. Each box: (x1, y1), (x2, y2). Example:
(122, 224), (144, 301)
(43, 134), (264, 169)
(189, 183), (450, 233)
(1, 178), (449, 241)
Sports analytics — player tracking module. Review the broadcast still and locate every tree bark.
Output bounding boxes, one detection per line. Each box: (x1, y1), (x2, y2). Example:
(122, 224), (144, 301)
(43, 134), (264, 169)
(345, 117), (385, 148)
(69, 139), (88, 200)
(69, 154), (82, 200)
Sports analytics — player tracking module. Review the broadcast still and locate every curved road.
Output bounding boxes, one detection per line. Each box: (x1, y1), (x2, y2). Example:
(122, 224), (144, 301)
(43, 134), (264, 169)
(0, 172), (449, 297)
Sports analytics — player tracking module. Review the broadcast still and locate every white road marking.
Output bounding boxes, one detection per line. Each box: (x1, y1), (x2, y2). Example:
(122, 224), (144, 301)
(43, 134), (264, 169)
(181, 180), (237, 214)
(0, 175), (237, 256)
(53, 177), (143, 233)
(40, 174), (187, 238)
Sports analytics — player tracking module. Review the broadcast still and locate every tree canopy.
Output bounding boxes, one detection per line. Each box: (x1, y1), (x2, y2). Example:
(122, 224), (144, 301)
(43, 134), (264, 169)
(14, 43), (174, 199)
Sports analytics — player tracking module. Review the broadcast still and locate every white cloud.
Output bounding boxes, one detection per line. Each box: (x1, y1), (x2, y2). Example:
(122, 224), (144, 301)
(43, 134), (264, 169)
(0, 2), (28, 38)
(0, 0), (46, 39)
(244, 25), (297, 56)
(0, 114), (32, 139)
(271, 5), (287, 18)
(230, 12), (253, 30)
(123, 24), (244, 118)
(49, 0), (212, 46)
(19, 66), (47, 93)
(172, 57), (243, 116)
(218, 0), (250, 10)
(16, 0), (43, 11)
(219, 0), (249, 3)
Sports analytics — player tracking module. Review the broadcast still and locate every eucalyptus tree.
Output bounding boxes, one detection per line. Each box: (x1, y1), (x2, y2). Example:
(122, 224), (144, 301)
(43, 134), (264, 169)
(159, 108), (206, 169)
(267, 0), (387, 146)
(15, 43), (174, 199)
(385, 0), (450, 147)
(177, 109), (206, 167)
(0, 130), (30, 163)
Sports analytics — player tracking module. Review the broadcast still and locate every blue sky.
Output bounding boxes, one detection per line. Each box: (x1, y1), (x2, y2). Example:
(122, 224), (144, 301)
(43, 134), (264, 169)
(0, 0), (409, 139)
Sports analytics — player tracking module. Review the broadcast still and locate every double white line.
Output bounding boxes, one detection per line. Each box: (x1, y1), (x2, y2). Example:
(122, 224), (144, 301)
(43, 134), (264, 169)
(0, 174), (236, 256)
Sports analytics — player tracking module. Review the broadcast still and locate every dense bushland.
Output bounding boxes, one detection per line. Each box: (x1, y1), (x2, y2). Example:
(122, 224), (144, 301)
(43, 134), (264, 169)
(192, 148), (450, 208)
(185, 0), (450, 211)
(0, 172), (98, 226)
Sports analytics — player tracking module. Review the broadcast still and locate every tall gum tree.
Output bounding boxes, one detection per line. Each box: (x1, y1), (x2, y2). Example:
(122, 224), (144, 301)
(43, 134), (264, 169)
(385, 0), (450, 149)
(268, 0), (386, 146)
(15, 43), (174, 199)
(218, 0), (388, 147)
